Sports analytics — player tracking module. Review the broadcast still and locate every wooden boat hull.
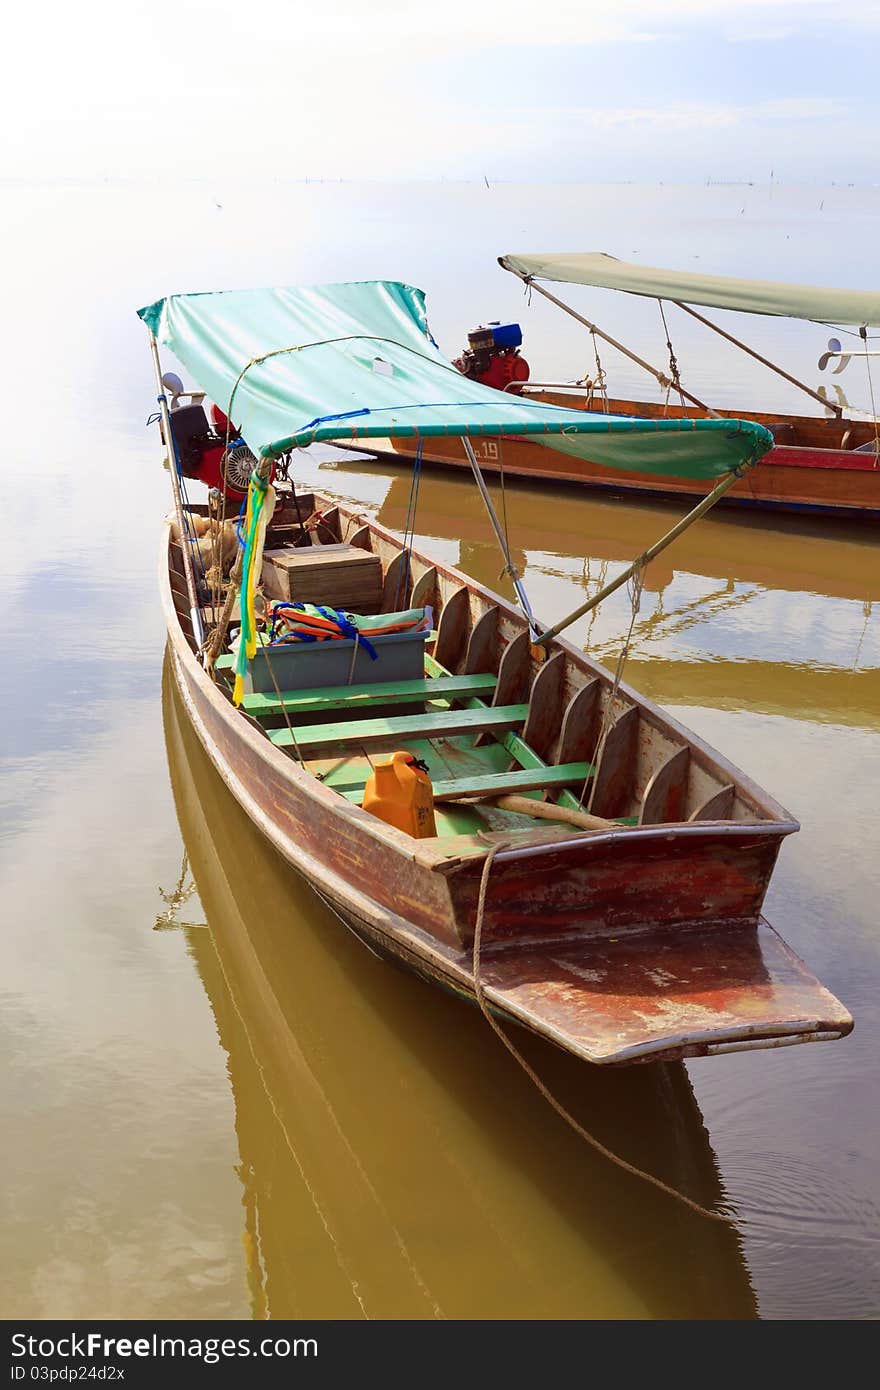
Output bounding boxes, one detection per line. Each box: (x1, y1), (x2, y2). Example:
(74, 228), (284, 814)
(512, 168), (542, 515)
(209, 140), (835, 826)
(161, 498), (852, 1064)
(388, 393), (880, 519)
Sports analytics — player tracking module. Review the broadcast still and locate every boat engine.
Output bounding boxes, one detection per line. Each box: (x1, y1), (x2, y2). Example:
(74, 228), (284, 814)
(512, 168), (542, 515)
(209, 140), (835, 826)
(163, 397), (261, 500)
(453, 322), (530, 394)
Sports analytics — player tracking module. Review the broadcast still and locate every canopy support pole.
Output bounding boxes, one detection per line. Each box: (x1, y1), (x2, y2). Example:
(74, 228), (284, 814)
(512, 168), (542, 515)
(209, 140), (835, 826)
(461, 437), (542, 639)
(148, 331), (205, 650)
(672, 300), (843, 417)
(533, 465), (754, 648)
(504, 268), (719, 417)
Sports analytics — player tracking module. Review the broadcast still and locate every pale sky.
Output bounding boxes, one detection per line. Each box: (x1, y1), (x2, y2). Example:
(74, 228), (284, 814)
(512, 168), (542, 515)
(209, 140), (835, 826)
(3, 0), (878, 183)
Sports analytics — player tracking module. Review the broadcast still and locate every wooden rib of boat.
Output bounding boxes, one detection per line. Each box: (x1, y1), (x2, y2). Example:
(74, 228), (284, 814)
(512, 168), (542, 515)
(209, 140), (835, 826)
(161, 487), (853, 1065)
(389, 393), (880, 519)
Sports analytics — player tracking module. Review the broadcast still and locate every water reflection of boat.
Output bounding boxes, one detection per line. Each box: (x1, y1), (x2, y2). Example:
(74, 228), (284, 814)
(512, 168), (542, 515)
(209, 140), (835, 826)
(373, 470), (879, 731)
(163, 656), (758, 1320)
(373, 468), (880, 605)
(617, 659), (880, 733)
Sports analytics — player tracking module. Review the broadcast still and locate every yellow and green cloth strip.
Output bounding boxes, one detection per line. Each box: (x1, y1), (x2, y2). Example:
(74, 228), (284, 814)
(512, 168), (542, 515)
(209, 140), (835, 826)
(232, 471), (276, 707)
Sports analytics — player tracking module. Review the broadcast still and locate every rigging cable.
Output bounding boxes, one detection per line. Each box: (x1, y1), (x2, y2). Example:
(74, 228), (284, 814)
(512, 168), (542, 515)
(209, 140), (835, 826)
(860, 325), (880, 463)
(395, 440), (424, 610)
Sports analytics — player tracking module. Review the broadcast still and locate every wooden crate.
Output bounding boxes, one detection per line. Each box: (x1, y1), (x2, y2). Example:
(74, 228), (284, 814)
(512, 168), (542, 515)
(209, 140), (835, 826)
(262, 543), (383, 611)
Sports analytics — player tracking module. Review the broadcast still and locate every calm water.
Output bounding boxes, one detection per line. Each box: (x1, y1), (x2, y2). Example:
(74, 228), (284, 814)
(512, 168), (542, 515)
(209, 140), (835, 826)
(1, 180), (878, 1320)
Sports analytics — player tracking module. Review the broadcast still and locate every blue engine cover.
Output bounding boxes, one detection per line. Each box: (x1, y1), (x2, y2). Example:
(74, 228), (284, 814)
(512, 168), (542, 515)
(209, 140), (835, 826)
(488, 321), (523, 349)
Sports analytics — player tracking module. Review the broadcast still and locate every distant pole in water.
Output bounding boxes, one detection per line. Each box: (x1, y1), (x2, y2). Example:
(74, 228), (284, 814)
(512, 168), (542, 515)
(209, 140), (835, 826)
(484, 174), (490, 189)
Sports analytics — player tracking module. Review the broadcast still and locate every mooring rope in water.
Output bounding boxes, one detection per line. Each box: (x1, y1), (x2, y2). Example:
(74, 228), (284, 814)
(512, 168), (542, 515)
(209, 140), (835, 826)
(470, 842), (732, 1224)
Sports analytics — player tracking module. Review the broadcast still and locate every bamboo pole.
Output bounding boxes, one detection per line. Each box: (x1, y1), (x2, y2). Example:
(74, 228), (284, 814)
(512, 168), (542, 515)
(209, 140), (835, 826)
(533, 464), (753, 647)
(672, 300), (843, 416)
(148, 332), (205, 649)
(502, 266), (718, 416)
(440, 791), (625, 831)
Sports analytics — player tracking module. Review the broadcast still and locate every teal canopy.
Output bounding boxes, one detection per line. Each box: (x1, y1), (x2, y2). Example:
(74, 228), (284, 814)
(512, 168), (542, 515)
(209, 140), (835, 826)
(139, 280), (772, 478)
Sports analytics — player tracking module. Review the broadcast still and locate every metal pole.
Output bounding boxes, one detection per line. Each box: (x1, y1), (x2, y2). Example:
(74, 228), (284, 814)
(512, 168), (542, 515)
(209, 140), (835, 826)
(673, 300), (843, 417)
(503, 267), (719, 416)
(147, 331), (205, 649)
(461, 436), (542, 639)
(534, 465), (753, 647)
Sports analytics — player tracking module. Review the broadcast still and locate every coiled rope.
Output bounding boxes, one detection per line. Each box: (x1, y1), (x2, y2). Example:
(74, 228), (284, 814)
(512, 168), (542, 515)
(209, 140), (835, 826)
(471, 843), (731, 1224)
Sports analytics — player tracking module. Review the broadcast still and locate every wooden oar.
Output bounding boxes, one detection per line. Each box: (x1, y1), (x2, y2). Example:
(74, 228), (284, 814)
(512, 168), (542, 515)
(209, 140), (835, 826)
(439, 791), (629, 832)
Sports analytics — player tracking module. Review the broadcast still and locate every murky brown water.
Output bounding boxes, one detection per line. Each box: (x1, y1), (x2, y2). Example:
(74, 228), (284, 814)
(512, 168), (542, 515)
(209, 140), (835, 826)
(1, 181), (878, 1319)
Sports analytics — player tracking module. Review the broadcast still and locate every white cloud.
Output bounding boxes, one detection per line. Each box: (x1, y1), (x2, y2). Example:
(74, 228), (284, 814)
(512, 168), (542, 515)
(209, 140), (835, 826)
(565, 97), (846, 133)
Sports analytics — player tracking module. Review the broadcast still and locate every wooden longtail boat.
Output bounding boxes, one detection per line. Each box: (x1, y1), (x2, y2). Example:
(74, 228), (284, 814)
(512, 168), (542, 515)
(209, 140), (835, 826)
(387, 253), (880, 520)
(144, 279), (852, 1067)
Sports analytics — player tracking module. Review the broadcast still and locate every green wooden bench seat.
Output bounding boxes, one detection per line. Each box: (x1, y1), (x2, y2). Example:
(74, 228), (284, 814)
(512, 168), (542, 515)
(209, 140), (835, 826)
(339, 761), (594, 804)
(241, 673), (497, 719)
(268, 704), (530, 755)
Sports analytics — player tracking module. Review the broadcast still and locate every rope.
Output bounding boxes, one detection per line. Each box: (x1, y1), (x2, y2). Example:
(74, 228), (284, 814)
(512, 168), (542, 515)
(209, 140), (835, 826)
(584, 558), (646, 812)
(588, 329), (609, 413)
(207, 486), (222, 625)
(471, 844), (730, 1224)
(658, 300), (686, 413)
(395, 442), (423, 609)
(497, 443), (514, 585)
(222, 334), (495, 460)
(255, 625), (303, 763)
(346, 629), (361, 686)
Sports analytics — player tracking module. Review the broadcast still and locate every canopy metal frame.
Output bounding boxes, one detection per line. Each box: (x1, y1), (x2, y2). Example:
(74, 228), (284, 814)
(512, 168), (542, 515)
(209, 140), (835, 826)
(503, 266), (718, 417)
(501, 261), (846, 418)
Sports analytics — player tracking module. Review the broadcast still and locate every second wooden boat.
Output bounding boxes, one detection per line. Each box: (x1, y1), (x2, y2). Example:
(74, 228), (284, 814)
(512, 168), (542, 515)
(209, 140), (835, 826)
(386, 253), (880, 520)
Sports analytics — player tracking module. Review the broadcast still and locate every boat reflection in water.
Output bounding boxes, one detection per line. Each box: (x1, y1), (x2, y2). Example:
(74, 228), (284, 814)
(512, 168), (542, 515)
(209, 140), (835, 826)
(163, 657), (757, 1320)
(371, 464), (879, 731)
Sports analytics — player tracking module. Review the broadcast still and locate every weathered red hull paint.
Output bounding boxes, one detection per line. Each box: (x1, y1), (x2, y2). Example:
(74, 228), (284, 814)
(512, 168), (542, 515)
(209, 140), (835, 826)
(391, 433), (880, 517)
(445, 829), (783, 946)
(480, 919), (853, 1063)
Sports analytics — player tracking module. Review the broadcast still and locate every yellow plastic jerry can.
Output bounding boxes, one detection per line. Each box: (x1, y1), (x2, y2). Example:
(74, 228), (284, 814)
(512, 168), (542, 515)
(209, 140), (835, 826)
(363, 751), (437, 838)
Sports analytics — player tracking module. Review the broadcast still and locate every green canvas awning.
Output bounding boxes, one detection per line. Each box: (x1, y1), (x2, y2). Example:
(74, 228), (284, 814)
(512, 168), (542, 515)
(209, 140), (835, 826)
(139, 280), (772, 478)
(500, 252), (880, 328)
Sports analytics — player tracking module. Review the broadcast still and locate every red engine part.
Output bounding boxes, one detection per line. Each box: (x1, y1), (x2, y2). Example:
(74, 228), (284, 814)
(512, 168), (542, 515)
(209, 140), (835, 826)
(169, 400), (271, 501)
(209, 403), (237, 436)
(473, 350), (530, 394)
(188, 445), (276, 501)
(189, 443), (245, 499)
